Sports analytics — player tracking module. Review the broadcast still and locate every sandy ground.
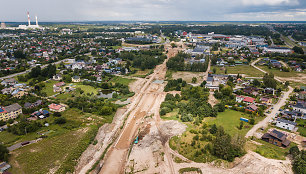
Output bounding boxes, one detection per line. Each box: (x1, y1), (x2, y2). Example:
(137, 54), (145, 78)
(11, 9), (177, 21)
(172, 72), (205, 83)
(208, 91), (218, 107)
(96, 42), (182, 174)
(76, 46), (295, 174)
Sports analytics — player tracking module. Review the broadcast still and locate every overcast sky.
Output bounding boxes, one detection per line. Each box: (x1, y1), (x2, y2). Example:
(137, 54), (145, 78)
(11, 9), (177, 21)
(0, 0), (305, 22)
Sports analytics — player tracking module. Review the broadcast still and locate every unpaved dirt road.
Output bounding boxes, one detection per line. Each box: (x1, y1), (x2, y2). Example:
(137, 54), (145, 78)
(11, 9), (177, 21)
(97, 42), (182, 174)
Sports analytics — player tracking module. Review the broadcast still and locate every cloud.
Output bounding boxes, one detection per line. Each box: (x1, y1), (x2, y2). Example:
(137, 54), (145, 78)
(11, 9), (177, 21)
(0, 0), (305, 21)
(241, 0), (299, 6)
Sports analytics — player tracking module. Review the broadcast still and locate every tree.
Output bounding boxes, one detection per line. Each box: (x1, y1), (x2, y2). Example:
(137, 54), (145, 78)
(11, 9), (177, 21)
(214, 103), (225, 112)
(213, 67), (217, 74)
(292, 151), (306, 174)
(192, 77), (197, 83)
(13, 50), (26, 59)
(263, 73), (277, 89)
(252, 79), (261, 87)
(0, 144), (9, 162)
(290, 146), (300, 159)
(53, 112), (62, 117)
(293, 46), (304, 54)
(209, 124), (217, 134)
(54, 117), (66, 124)
(249, 118), (255, 125)
(239, 121), (244, 130)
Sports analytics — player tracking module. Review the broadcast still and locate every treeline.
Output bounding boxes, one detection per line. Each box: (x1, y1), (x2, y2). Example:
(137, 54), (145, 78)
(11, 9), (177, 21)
(166, 52), (209, 72)
(147, 25), (272, 37)
(18, 64), (57, 85)
(164, 78), (187, 92)
(289, 146), (306, 174)
(67, 97), (117, 122)
(120, 50), (166, 70)
(94, 38), (122, 46)
(125, 40), (153, 45)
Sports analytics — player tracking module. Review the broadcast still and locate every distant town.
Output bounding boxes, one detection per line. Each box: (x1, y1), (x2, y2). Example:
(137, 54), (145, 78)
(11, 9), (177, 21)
(0, 14), (305, 174)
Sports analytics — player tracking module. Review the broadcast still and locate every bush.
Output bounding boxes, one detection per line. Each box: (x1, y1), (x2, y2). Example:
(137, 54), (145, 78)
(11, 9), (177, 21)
(0, 144), (9, 162)
(54, 117), (67, 124)
(54, 112), (62, 117)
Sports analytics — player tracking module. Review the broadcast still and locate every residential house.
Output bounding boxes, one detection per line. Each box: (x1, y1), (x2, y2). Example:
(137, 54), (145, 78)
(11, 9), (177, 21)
(292, 102), (306, 114)
(264, 88), (275, 95)
(245, 104), (258, 112)
(0, 103), (22, 121)
(298, 91), (306, 101)
(261, 97), (273, 105)
(275, 118), (297, 131)
(72, 76), (81, 83)
(243, 86), (259, 95)
(1, 78), (17, 86)
(0, 162), (11, 173)
(11, 89), (26, 98)
(24, 100), (43, 109)
(53, 74), (62, 81)
(236, 95), (245, 103)
(261, 129), (291, 147)
(31, 110), (50, 119)
(54, 82), (65, 88)
(243, 96), (255, 105)
(53, 86), (62, 93)
(48, 103), (66, 112)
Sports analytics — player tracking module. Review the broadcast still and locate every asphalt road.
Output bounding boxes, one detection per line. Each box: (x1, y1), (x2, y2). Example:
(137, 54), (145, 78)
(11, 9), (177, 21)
(0, 59), (68, 80)
(246, 58), (294, 138)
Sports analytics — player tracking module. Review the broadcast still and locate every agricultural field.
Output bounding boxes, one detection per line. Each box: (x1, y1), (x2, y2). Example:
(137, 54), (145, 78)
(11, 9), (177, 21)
(211, 65), (264, 77)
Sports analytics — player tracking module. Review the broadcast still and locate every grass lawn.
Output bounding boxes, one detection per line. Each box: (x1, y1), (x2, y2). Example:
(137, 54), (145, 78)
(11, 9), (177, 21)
(109, 76), (135, 86)
(204, 109), (262, 136)
(41, 80), (58, 96)
(254, 139), (297, 160)
(161, 109), (180, 121)
(257, 66), (305, 78)
(296, 119), (306, 137)
(211, 65), (264, 77)
(74, 84), (100, 95)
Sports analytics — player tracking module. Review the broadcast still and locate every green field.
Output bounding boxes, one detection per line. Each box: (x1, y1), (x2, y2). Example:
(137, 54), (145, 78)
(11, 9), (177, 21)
(109, 76), (135, 86)
(254, 140), (296, 160)
(42, 80), (58, 96)
(296, 119), (306, 137)
(257, 66), (305, 78)
(205, 109), (262, 136)
(211, 65), (264, 77)
(5, 108), (104, 174)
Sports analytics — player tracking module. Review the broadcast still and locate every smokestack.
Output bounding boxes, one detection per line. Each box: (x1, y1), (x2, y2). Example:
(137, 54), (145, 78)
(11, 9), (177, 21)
(35, 16), (38, 26)
(27, 11), (31, 26)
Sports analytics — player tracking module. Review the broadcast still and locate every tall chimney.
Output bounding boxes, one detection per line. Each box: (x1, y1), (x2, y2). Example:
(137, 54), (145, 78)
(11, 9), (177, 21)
(27, 11), (31, 26)
(35, 16), (38, 26)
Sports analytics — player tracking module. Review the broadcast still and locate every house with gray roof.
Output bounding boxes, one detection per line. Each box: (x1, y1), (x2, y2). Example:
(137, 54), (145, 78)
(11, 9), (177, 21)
(276, 118), (297, 131)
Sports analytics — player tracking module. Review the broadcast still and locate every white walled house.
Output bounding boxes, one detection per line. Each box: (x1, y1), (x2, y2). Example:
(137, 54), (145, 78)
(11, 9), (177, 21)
(292, 103), (306, 114)
(276, 118), (297, 131)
